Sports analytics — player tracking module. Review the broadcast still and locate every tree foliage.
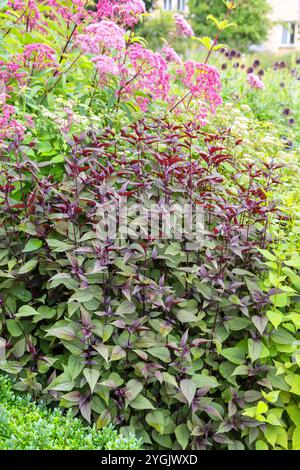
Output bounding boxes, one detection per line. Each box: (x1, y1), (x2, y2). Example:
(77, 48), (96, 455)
(189, 0), (271, 51)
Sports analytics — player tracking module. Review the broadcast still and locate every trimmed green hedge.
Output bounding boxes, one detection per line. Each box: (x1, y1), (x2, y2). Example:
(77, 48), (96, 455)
(0, 376), (141, 450)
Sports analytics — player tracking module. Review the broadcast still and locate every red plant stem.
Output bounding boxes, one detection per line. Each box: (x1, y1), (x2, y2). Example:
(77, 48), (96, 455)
(59, 23), (78, 64)
(204, 7), (232, 65)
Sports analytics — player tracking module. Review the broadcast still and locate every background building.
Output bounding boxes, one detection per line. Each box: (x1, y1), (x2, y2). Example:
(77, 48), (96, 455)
(153, 0), (188, 13)
(263, 0), (300, 52)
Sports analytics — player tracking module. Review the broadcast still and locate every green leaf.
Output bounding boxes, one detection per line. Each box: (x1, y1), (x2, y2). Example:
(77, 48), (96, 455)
(110, 345), (126, 361)
(46, 239), (74, 252)
(286, 405), (300, 427)
(147, 346), (171, 363)
(264, 426), (278, 447)
(292, 427), (300, 450)
(266, 310), (282, 329)
(83, 368), (100, 393)
(195, 36), (213, 50)
(271, 328), (295, 345)
(255, 440), (268, 450)
(93, 343), (109, 363)
(259, 249), (276, 261)
(16, 305), (38, 317)
(162, 372), (177, 388)
(270, 293), (290, 308)
(22, 239), (42, 253)
(19, 259), (38, 274)
(146, 411), (165, 434)
(252, 316), (268, 335)
(192, 374), (219, 388)
(45, 321), (76, 340)
(285, 374), (300, 396)
(46, 373), (74, 392)
(256, 401), (268, 414)
(130, 395), (155, 410)
(248, 339), (263, 362)
(224, 317), (251, 331)
(6, 320), (23, 337)
(115, 300), (136, 316)
(67, 355), (84, 381)
(176, 310), (198, 323)
(175, 424), (190, 450)
(285, 255), (300, 269)
(220, 346), (245, 365)
(266, 413), (282, 426)
(180, 379), (196, 406)
(125, 379), (143, 404)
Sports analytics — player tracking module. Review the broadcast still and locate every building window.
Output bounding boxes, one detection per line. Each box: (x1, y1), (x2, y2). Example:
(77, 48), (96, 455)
(163, 0), (173, 10)
(281, 22), (296, 45)
(177, 0), (186, 10)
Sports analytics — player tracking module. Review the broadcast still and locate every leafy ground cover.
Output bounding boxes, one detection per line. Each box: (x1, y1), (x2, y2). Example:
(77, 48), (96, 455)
(0, 0), (300, 451)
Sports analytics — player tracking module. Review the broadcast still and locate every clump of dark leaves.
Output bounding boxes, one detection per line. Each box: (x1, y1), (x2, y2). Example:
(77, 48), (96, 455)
(0, 118), (283, 449)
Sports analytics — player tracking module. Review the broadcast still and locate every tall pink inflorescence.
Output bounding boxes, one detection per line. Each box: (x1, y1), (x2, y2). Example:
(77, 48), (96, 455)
(119, 44), (170, 111)
(91, 55), (119, 85)
(76, 20), (126, 55)
(16, 44), (59, 71)
(44, 0), (94, 25)
(177, 60), (222, 125)
(8, 0), (41, 30)
(162, 45), (181, 64)
(174, 13), (194, 37)
(97, 0), (145, 26)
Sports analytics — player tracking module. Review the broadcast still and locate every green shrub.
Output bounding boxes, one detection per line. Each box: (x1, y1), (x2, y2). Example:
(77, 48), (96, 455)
(0, 375), (141, 450)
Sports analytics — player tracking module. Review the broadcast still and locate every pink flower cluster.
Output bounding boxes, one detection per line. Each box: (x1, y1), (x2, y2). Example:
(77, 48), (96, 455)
(0, 105), (25, 145)
(16, 43), (59, 71)
(162, 45), (181, 64)
(97, 0), (145, 27)
(178, 60), (222, 124)
(0, 60), (26, 85)
(247, 73), (264, 90)
(174, 14), (194, 37)
(8, 0), (41, 31)
(44, 0), (94, 26)
(0, 61), (26, 103)
(91, 55), (119, 85)
(120, 44), (170, 111)
(76, 20), (125, 55)
(96, 0), (115, 19)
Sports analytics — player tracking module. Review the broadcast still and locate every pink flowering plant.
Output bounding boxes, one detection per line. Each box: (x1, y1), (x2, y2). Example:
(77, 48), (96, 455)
(0, 0), (231, 145)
